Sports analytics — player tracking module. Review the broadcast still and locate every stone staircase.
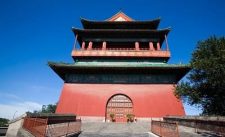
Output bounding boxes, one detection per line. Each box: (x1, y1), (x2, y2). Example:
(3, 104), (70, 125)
(78, 122), (157, 137)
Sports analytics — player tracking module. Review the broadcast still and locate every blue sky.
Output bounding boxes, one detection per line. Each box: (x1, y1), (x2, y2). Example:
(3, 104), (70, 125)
(0, 0), (224, 119)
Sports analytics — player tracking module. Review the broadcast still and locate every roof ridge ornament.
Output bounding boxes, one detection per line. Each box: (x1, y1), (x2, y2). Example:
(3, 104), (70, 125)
(106, 11), (134, 21)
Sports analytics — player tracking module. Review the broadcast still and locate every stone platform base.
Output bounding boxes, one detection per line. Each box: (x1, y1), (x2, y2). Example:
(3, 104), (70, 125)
(78, 116), (163, 123)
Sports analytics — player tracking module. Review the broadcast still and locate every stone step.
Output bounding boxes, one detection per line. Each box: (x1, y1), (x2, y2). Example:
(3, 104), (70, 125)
(78, 122), (157, 137)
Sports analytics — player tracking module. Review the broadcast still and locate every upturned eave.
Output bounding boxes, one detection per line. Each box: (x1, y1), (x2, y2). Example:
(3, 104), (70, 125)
(80, 17), (161, 30)
(48, 61), (190, 82)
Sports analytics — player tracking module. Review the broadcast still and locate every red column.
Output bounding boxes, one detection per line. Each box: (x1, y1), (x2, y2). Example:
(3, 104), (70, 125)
(149, 42), (154, 51)
(102, 41), (106, 50)
(88, 41), (93, 50)
(135, 42), (140, 51)
(81, 42), (85, 50)
(157, 42), (160, 50)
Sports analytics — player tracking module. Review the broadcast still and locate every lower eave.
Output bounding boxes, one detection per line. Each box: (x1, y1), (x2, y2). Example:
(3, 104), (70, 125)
(48, 62), (191, 83)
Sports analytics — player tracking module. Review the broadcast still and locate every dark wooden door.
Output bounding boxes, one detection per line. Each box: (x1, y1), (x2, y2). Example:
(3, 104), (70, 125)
(106, 94), (133, 122)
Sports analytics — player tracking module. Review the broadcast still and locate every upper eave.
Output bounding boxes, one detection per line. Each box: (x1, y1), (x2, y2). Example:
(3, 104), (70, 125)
(72, 28), (170, 45)
(80, 18), (161, 30)
(48, 61), (190, 82)
(72, 27), (170, 34)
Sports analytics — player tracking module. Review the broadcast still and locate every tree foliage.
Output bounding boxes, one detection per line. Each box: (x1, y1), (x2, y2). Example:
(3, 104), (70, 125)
(175, 36), (225, 115)
(41, 104), (57, 113)
(30, 103), (57, 114)
(0, 118), (9, 127)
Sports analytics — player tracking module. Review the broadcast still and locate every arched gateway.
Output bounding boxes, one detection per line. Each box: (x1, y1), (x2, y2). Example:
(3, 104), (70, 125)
(106, 94), (133, 122)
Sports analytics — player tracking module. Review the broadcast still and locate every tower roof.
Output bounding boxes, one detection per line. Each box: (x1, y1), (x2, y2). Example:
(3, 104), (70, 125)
(80, 11), (161, 30)
(80, 18), (161, 30)
(48, 12), (190, 84)
(71, 12), (172, 61)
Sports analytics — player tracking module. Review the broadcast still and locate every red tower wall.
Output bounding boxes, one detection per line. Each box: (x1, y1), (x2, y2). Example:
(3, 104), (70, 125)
(56, 83), (185, 121)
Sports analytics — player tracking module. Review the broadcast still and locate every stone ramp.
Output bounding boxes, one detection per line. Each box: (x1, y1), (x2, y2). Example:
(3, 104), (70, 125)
(78, 122), (157, 137)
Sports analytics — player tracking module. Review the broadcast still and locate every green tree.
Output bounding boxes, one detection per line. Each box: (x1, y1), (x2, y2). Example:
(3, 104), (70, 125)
(41, 103), (57, 113)
(175, 36), (225, 115)
(28, 103), (57, 114)
(0, 118), (9, 127)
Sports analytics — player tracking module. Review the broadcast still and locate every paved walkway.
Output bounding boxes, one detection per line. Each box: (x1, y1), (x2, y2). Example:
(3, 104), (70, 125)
(74, 122), (221, 137)
(78, 122), (157, 137)
(178, 126), (221, 137)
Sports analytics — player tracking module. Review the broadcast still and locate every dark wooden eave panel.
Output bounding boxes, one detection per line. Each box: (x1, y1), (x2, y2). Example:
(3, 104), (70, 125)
(80, 18), (161, 30)
(48, 62), (190, 83)
(72, 28), (170, 46)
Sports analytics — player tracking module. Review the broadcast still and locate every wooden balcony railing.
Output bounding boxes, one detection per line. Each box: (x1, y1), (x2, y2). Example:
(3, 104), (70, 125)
(83, 48), (158, 51)
(71, 48), (171, 58)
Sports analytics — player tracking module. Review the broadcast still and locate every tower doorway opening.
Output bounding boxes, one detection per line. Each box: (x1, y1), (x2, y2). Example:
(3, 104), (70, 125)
(106, 94), (133, 122)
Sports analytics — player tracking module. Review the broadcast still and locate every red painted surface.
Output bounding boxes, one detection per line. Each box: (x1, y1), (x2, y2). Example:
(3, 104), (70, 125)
(71, 50), (171, 58)
(56, 83), (185, 118)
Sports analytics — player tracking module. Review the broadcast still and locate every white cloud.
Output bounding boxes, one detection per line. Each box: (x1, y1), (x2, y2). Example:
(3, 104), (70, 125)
(0, 88), (58, 120)
(0, 93), (23, 101)
(0, 101), (42, 120)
